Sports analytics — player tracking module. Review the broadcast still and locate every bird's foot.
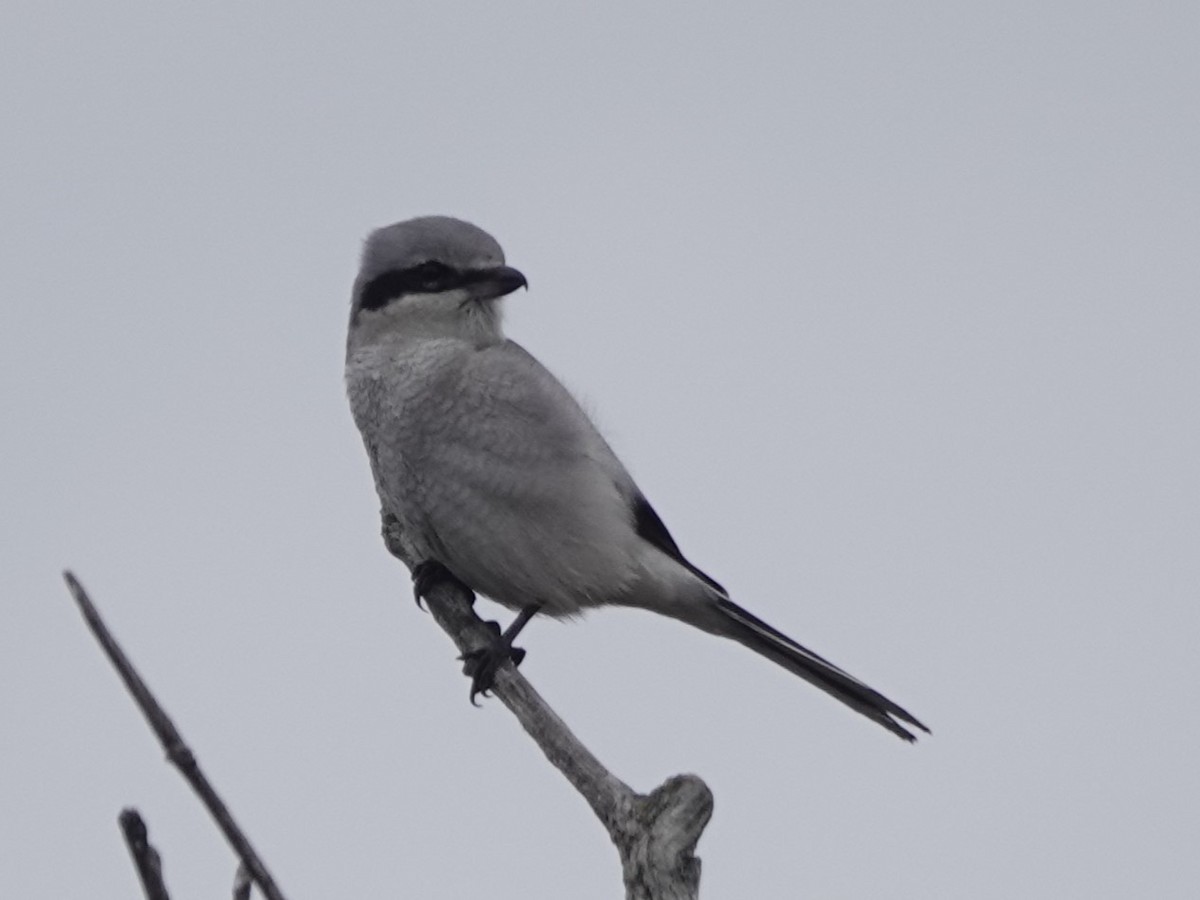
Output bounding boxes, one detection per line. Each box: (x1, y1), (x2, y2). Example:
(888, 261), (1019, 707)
(459, 621), (527, 704)
(411, 560), (474, 611)
(459, 604), (541, 704)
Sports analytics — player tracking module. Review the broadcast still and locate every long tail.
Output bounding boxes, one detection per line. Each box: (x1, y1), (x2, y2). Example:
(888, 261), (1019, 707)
(700, 596), (930, 742)
(627, 494), (927, 740)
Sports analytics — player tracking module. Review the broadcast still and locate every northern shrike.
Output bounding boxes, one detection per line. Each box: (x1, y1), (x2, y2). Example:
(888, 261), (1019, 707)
(346, 216), (928, 741)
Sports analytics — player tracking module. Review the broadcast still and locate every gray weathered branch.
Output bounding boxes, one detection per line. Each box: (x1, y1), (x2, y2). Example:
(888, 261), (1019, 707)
(118, 809), (171, 900)
(383, 515), (713, 900)
(233, 864), (253, 900)
(64, 572), (288, 900)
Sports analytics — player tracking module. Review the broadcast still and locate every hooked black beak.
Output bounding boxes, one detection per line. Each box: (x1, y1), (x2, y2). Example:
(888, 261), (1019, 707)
(462, 265), (528, 301)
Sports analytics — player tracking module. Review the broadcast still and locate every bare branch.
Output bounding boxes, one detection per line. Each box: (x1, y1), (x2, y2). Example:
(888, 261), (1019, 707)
(118, 809), (171, 900)
(233, 864), (253, 900)
(383, 516), (713, 899)
(64, 572), (288, 900)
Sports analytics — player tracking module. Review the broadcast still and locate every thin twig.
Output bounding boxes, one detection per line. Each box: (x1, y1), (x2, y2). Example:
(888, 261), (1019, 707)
(233, 863), (253, 900)
(64, 572), (288, 900)
(118, 809), (171, 900)
(383, 516), (712, 899)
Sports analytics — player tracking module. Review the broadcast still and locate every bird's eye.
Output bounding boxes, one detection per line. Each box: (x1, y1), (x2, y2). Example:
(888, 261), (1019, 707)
(409, 260), (454, 292)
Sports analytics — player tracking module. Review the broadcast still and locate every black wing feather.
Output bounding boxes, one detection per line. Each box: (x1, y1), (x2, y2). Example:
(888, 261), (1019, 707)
(631, 493), (727, 595)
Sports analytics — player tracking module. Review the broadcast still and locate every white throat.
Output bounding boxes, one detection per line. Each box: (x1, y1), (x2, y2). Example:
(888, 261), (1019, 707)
(348, 291), (505, 355)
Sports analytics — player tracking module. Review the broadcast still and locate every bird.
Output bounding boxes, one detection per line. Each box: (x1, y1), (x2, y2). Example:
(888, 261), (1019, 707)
(345, 215), (928, 742)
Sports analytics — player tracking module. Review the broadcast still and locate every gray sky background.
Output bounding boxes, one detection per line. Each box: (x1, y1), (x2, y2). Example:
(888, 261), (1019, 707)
(3, 3), (1197, 898)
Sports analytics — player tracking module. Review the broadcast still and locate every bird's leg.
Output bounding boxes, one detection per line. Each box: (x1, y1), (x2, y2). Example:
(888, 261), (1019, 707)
(460, 603), (542, 705)
(411, 559), (475, 611)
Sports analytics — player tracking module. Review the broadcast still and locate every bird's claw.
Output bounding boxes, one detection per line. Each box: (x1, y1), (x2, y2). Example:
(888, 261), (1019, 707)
(459, 620), (527, 705)
(411, 560), (474, 611)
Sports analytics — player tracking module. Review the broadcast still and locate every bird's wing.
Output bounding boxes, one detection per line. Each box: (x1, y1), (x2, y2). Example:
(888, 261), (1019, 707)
(404, 340), (642, 613)
(630, 492), (727, 595)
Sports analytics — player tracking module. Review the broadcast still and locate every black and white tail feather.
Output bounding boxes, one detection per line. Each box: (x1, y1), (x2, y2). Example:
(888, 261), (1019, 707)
(633, 493), (929, 742)
(709, 595), (929, 742)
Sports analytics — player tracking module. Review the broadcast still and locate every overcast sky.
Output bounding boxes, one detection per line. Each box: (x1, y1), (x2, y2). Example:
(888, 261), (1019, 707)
(2, 3), (1198, 898)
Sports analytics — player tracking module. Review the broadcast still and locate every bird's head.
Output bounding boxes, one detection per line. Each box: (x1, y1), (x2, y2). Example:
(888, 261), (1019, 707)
(349, 216), (527, 346)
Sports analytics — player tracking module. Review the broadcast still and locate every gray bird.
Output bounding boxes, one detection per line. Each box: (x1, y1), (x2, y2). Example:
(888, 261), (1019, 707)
(345, 216), (928, 741)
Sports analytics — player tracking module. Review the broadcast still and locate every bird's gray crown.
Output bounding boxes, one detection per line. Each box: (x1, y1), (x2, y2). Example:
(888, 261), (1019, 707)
(357, 216), (506, 286)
